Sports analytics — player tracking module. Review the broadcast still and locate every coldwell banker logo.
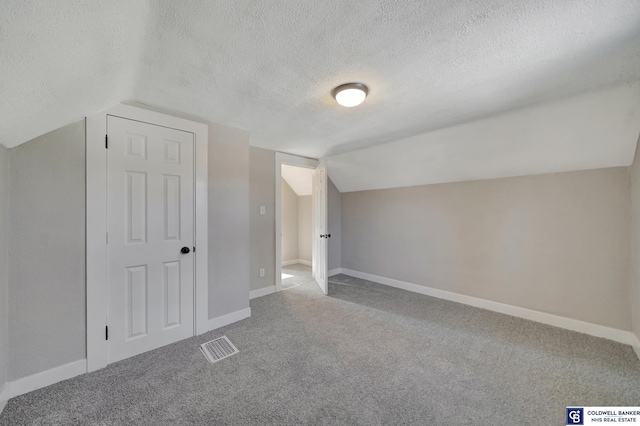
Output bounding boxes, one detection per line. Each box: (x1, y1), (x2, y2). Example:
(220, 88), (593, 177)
(567, 408), (584, 425)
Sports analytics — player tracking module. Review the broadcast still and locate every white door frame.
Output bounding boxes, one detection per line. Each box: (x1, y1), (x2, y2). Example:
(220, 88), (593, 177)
(86, 104), (208, 372)
(312, 159), (329, 295)
(275, 152), (318, 292)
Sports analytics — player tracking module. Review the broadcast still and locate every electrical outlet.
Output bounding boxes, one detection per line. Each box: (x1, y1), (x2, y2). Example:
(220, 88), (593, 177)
(259, 268), (265, 278)
(259, 205), (266, 215)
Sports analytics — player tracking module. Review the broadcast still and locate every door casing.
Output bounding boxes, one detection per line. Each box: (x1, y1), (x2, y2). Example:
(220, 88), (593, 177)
(86, 104), (208, 372)
(312, 159), (328, 294)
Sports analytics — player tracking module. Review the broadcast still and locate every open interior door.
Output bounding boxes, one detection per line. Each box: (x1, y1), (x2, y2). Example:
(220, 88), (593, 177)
(312, 159), (328, 295)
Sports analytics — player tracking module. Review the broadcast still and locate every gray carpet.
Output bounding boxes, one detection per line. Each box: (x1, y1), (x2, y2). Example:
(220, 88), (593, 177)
(1, 267), (639, 425)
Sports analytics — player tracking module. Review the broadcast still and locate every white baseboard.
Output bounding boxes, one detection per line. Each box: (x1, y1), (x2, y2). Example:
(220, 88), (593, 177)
(1, 307), (252, 407)
(340, 268), (637, 346)
(328, 267), (343, 276)
(207, 307), (251, 332)
(0, 383), (10, 415)
(282, 259), (311, 267)
(250, 286), (275, 300)
(9, 359), (87, 399)
(632, 334), (640, 361)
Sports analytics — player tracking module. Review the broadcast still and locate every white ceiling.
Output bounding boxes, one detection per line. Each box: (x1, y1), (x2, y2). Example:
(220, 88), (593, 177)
(281, 165), (313, 196)
(328, 83), (640, 192)
(1, 1), (640, 190)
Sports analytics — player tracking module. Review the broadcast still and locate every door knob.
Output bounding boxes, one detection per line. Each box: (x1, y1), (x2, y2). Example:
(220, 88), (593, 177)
(181, 247), (190, 254)
(326, 234), (331, 238)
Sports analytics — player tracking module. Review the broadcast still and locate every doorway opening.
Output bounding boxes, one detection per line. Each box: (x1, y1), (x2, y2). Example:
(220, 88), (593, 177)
(280, 164), (313, 290)
(274, 152), (328, 295)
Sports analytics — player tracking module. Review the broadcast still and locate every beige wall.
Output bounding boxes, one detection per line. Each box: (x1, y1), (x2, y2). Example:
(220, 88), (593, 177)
(0, 144), (8, 390)
(249, 147), (275, 291)
(631, 151), (640, 340)
(9, 121), (86, 380)
(298, 195), (312, 262)
(341, 167), (631, 329)
(281, 179), (298, 262)
(328, 177), (341, 271)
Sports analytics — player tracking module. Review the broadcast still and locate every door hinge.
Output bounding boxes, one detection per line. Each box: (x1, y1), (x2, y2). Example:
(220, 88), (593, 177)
(105, 325), (109, 341)
(105, 134), (108, 149)
(193, 246), (196, 253)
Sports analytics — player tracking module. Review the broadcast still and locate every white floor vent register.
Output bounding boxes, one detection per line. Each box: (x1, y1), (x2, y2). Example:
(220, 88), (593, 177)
(200, 336), (239, 364)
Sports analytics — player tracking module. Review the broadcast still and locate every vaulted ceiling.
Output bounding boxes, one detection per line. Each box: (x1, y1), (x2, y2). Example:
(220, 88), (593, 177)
(2, 1), (640, 190)
(281, 165), (313, 196)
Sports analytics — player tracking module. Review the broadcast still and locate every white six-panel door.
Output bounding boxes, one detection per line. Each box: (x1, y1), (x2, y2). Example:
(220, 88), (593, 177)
(312, 159), (328, 295)
(107, 116), (195, 363)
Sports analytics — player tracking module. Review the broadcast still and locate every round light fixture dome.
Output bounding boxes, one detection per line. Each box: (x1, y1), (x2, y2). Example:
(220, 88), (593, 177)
(331, 83), (369, 107)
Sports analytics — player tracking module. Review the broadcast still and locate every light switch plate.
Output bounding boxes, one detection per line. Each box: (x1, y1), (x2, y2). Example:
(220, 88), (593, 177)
(259, 206), (266, 215)
(259, 268), (265, 277)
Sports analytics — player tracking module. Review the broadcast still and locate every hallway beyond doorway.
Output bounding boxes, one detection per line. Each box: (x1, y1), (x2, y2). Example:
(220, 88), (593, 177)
(282, 264), (312, 290)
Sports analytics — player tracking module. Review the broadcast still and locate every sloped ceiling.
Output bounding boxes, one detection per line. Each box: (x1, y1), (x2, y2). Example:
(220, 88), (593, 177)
(281, 165), (313, 196)
(1, 1), (640, 188)
(0, 1), (149, 148)
(328, 83), (640, 192)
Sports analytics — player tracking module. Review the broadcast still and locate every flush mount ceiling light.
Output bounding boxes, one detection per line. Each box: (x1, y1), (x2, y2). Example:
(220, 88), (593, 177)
(331, 82), (369, 107)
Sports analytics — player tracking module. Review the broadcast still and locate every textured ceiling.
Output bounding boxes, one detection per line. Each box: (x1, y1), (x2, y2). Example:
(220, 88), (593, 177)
(328, 83), (640, 192)
(0, 0), (149, 148)
(1, 1), (640, 170)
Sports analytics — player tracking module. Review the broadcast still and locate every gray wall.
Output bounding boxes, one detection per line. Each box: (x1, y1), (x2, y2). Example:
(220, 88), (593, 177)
(9, 121), (86, 380)
(0, 144), (8, 390)
(298, 196), (312, 262)
(4, 112), (251, 381)
(249, 147), (275, 291)
(328, 177), (341, 271)
(631, 152), (640, 339)
(208, 123), (251, 317)
(281, 179), (298, 262)
(341, 167), (631, 329)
